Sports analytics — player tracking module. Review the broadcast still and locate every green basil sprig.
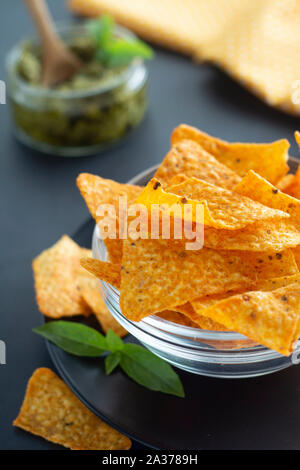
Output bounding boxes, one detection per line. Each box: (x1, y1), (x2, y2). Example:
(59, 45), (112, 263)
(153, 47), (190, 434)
(34, 321), (184, 398)
(86, 14), (154, 67)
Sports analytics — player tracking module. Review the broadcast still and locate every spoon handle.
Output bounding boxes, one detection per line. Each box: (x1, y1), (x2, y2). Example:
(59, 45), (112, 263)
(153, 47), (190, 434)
(23, 0), (59, 48)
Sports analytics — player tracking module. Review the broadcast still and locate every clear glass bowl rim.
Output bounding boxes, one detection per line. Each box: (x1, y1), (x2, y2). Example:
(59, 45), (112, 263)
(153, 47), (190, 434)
(5, 20), (146, 100)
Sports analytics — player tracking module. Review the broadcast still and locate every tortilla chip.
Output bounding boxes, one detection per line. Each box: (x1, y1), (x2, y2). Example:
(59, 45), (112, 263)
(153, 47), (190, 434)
(77, 173), (141, 264)
(175, 302), (228, 331)
(293, 246), (300, 269)
(191, 274), (300, 323)
(32, 236), (93, 318)
(166, 176), (289, 229)
(156, 309), (199, 328)
(13, 368), (131, 450)
(234, 170), (300, 220)
(277, 174), (295, 192)
(283, 167), (300, 201)
(198, 283), (300, 356)
(203, 221), (300, 252)
(80, 283), (127, 337)
(154, 139), (241, 189)
(119, 237), (298, 321)
(80, 258), (121, 289)
(171, 124), (289, 184)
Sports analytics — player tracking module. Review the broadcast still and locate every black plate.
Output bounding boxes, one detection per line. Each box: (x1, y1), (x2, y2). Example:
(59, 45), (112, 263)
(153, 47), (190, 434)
(48, 159), (300, 450)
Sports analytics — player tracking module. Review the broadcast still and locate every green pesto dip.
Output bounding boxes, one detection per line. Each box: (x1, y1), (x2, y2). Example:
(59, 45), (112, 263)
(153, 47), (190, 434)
(10, 34), (148, 155)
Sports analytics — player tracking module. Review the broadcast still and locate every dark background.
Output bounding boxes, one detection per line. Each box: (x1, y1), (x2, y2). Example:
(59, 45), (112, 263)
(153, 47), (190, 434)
(1, 0), (300, 450)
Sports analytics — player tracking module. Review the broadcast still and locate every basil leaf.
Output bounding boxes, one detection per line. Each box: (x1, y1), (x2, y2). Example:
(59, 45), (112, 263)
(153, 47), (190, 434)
(105, 351), (122, 375)
(86, 15), (114, 48)
(33, 321), (107, 357)
(120, 344), (184, 397)
(104, 38), (154, 66)
(106, 329), (124, 352)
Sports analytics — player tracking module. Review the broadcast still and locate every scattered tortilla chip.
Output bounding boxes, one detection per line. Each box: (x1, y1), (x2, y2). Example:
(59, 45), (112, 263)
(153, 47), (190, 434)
(77, 173), (141, 264)
(171, 124), (289, 184)
(13, 368), (131, 450)
(154, 139), (241, 189)
(198, 283), (300, 356)
(80, 258), (121, 289)
(80, 282), (127, 337)
(156, 309), (199, 328)
(32, 236), (93, 318)
(166, 176), (289, 230)
(119, 237), (297, 321)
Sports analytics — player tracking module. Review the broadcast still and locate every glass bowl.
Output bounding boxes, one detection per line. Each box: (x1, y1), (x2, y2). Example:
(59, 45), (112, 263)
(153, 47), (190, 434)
(92, 165), (300, 378)
(6, 22), (148, 157)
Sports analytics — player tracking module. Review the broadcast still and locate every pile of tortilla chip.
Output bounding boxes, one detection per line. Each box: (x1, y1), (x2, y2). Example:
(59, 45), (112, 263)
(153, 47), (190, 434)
(79, 125), (300, 356)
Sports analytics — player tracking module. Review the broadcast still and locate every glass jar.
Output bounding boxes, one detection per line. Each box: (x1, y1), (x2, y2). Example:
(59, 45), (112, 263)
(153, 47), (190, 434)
(6, 23), (148, 157)
(92, 165), (300, 379)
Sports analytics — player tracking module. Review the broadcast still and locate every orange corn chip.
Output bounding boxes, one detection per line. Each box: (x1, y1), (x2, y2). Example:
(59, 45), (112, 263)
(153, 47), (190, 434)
(234, 170), (300, 221)
(293, 246), (300, 269)
(156, 309), (199, 328)
(78, 277), (127, 337)
(77, 173), (142, 264)
(154, 140), (241, 189)
(80, 258), (121, 289)
(283, 168), (300, 200)
(171, 125), (289, 184)
(175, 302), (228, 331)
(119, 237), (298, 321)
(166, 177), (289, 230)
(203, 221), (300, 252)
(277, 174), (295, 192)
(191, 274), (300, 325)
(198, 283), (300, 356)
(13, 368), (131, 450)
(32, 236), (93, 318)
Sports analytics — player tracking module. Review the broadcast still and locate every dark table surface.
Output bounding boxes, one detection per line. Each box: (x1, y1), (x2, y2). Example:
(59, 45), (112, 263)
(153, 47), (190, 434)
(1, 0), (300, 451)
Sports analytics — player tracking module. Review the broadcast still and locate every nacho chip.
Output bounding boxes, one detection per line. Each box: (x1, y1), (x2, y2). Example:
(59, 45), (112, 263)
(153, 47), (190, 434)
(277, 174), (295, 192)
(171, 125), (289, 184)
(166, 176), (289, 229)
(156, 309), (199, 328)
(32, 236), (93, 318)
(234, 170), (300, 220)
(198, 283), (300, 356)
(293, 246), (300, 269)
(119, 237), (298, 321)
(191, 274), (300, 325)
(80, 258), (121, 289)
(77, 173), (142, 264)
(80, 282), (127, 337)
(175, 302), (228, 331)
(203, 221), (300, 252)
(154, 139), (241, 189)
(13, 368), (131, 450)
(283, 167), (300, 200)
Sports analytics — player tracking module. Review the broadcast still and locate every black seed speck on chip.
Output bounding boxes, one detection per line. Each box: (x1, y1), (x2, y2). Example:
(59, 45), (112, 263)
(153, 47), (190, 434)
(281, 296), (288, 302)
(153, 181), (161, 190)
(181, 197), (188, 204)
(272, 189), (278, 194)
(276, 253), (282, 260)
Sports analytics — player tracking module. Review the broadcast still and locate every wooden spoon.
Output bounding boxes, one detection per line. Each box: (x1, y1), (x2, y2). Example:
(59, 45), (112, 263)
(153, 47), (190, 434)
(24, 0), (82, 87)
